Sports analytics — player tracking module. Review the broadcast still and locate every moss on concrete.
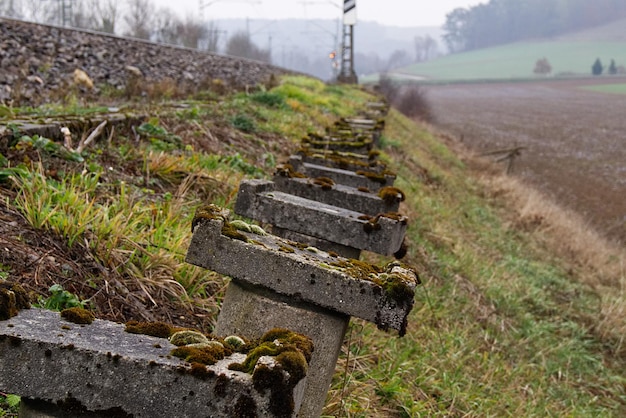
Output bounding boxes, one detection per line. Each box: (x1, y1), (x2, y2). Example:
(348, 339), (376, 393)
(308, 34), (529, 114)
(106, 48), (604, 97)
(60, 307), (95, 325)
(0, 281), (31, 321)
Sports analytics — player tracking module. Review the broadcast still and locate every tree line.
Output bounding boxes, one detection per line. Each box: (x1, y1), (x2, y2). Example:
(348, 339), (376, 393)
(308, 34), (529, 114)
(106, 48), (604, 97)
(0, 0), (271, 62)
(443, 0), (626, 52)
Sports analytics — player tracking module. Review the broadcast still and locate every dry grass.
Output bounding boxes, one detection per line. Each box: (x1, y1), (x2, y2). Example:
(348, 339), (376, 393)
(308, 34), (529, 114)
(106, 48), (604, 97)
(484, 174), (624, 279)
(480, 172), (626, 352)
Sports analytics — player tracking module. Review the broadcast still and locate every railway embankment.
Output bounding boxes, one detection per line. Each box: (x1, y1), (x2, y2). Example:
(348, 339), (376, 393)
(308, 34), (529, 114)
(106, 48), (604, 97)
(0, 18), (291, 106)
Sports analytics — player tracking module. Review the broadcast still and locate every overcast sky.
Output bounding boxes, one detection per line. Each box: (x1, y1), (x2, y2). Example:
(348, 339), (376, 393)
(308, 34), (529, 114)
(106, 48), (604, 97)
(151, 0), (482, 27)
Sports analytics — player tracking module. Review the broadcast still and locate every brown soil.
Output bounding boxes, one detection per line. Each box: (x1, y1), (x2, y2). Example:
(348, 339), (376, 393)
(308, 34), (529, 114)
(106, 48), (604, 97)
(426, 78), (626, 244)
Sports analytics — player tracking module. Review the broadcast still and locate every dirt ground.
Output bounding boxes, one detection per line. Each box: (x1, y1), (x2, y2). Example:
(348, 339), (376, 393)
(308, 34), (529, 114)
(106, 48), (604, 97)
(426, 78), (626, 245)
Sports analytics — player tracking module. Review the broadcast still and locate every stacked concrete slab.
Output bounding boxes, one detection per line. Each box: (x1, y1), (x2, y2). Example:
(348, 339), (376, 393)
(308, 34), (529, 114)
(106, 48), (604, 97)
(0, 307), (310, 417)
(0, 100), (418, 418)
(185, 101), (419, 417)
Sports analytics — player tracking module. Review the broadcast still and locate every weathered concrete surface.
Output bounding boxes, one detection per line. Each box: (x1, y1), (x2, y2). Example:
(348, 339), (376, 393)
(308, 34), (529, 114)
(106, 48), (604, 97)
(0, 112), (143, 142)
(271, 226), (362, 259)
(289, 156), (395, 191)
(342, 118), (378, 128)
(215, 281), (349, 418)
(334, 117), (383, 139)
(264, 176), (399, 219)
(0, 308), (306, 418)
(186, 216), (417, 334)
(301, 137), (373, 154)
(365, 102), (389, 115)
(235, 180), (406, 255)
(293, 150), (388, 174)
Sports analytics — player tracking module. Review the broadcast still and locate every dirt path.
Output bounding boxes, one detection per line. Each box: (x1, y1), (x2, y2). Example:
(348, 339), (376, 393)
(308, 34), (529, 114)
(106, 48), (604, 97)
(426, 78), (626, 244)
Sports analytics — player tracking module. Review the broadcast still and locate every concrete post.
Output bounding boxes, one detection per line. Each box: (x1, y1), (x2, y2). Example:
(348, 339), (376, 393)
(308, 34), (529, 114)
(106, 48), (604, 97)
(215, 281), (349, 418)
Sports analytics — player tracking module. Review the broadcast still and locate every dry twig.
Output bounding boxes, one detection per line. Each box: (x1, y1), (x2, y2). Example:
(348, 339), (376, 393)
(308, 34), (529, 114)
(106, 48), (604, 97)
(76, 120), (108, 153)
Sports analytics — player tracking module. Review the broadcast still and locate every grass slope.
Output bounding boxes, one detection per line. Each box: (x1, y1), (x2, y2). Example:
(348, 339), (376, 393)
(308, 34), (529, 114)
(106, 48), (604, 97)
(1, 76), (624, 417)
(324, 111), (626, 416)
(395, 41), (626, 81)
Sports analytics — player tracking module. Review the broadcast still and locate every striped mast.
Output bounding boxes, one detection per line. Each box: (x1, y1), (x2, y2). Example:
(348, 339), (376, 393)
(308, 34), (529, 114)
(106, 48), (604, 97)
(339, 0), (358, 83)
(343, 0), (356, 25)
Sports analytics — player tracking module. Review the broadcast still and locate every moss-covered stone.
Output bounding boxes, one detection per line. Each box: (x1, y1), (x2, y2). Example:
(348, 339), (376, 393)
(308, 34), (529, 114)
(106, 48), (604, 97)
(60, 307), (95, 324)
(252, 364), (295, 418)
(229, 219), (253, 233)
(124, 320), (176, 338)
(228, 328), (313, 374)
(359, 214), (382, 233)
(232, 394), (258, 418)
(221, 222), (250, 242)
(275, 350), (308, 385)
(355, 170), (386, 184)
(192, 204), (257, 242)
(275, 163), (306, 179)
(312, 176), (335, 190)
(169, 330), (210, 346)
(224, 335), (246, 350)
(171, 343), (229, 365)
(246, 329), (314, 418)
(380, 211), (408, 225)
(278, 245), (295, 254)
(368, 149), (381, 160)
(0, 281), (31, 321)
(189, 362), (214, 380)
(378, 186), (406, 204)
(328, 260), (418, 306)
(191, 204), (228, 232)
(248, 224), (268, 236)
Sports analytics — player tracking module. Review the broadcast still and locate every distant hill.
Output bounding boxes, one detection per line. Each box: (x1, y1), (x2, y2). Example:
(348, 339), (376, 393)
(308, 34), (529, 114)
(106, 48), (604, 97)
(383, 19), (626, 82)
(555, 17), (626, 42)
(442, 0), (626, 53)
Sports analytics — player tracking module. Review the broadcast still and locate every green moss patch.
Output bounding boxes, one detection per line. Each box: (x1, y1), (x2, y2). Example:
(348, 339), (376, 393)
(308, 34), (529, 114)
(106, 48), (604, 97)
(124, 320), (176, 338)
(229, 328), (313, 374)
(60, 307), (95, 324)
(328, 260), (418, 306)
(171, 343), (230, 365)
(378, 186), (406, 204)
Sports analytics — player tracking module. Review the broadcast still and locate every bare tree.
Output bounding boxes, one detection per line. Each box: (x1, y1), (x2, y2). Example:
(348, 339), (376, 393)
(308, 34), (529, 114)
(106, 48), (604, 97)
(153, 7), (181, 44)
(93, 0), (119, 33)
(72, 1), (97, 29)
(386, 49), (411, 71)
(414, 35), (439, 62)
(20, 0), (57, 24)
(124, 0), (153, 40)
(205, 20), (222, 53)
(177, 14), (207, 49)
(0, 0), (22, 18)
(226, 31), (271, 63)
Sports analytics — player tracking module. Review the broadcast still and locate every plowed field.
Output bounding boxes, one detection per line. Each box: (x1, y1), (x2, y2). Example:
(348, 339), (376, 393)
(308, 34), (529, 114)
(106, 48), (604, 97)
(427, 78), (626, 244)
